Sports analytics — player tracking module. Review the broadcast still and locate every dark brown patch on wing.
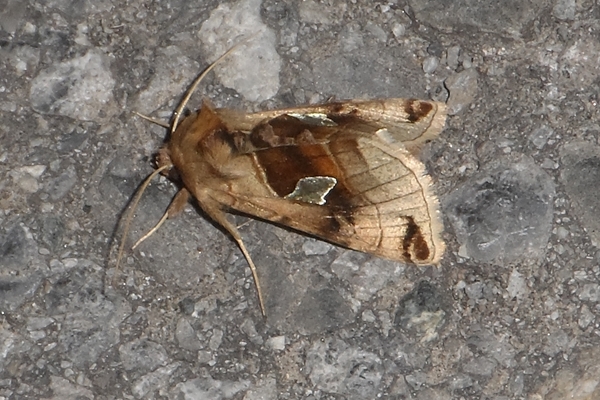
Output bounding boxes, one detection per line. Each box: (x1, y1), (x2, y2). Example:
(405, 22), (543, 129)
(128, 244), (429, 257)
(255, 144), (331, 196)
(249, 121), (293, 148)
(254, 140), (360, 223)
(326, 112), (364, 128)
(324, 213), (342, 234)
(402, 216), (431, 262)
(326, 102), (346, 113)
(248, 116), (332, 150)
(404, 100), (433, 123)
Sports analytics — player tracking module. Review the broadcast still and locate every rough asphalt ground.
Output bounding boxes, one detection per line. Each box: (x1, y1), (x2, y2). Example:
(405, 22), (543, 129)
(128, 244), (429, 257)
(1, 0), (600, 399)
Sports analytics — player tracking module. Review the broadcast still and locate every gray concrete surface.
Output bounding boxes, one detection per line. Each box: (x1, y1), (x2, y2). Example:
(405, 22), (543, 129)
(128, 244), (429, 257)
(1, 0), (600, 398)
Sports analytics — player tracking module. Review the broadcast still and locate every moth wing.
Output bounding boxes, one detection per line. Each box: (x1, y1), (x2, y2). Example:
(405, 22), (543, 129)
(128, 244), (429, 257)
(215, 99), (447, 154)
(208, 101), (446, 264)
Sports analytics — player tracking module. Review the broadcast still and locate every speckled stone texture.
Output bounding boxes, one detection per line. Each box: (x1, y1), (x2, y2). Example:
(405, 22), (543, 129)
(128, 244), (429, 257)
(1, 0), (600, 399)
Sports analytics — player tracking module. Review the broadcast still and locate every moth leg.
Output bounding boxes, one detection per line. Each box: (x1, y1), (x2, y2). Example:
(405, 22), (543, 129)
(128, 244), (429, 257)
(236, 219), (253, 230)
(133, 188), (190, 249)
(164, 187), (190, 217)
(231, 228), (266, 317)
(202, 203), (266, 317)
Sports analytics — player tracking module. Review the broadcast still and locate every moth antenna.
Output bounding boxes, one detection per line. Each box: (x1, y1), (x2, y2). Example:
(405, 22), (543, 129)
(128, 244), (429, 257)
(114, 164), (171, 281)
(132, 211), (169, 250)
(172, 33), (259, 132)
(130, 35), (258, 256)
(133, 111), (170, 128)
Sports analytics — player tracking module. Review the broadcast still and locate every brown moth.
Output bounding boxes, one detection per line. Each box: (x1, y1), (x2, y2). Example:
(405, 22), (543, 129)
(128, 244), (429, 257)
(123, 49), (447, 316)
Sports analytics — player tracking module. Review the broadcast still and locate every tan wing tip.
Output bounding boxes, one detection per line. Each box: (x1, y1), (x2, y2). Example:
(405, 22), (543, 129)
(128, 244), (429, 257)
(426, 116), (446, 265)
(407, 155), (446, 266)
(402, 100), (448, 156)
(425, 175), (446, 265)
(422, 102), (446, 265)
(418, 102), (446, 265)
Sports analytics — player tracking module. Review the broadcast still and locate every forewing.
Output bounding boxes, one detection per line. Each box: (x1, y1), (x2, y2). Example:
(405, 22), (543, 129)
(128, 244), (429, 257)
(206, 101), (446, 264)
(215, 98), (447, 154)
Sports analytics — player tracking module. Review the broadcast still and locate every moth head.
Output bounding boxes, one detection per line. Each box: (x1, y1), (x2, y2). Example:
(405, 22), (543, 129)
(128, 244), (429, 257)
(156, 147), (179, 182)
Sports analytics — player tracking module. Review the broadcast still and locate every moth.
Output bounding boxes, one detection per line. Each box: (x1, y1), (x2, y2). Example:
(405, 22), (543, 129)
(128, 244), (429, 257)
(120, 47), (447, 317)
